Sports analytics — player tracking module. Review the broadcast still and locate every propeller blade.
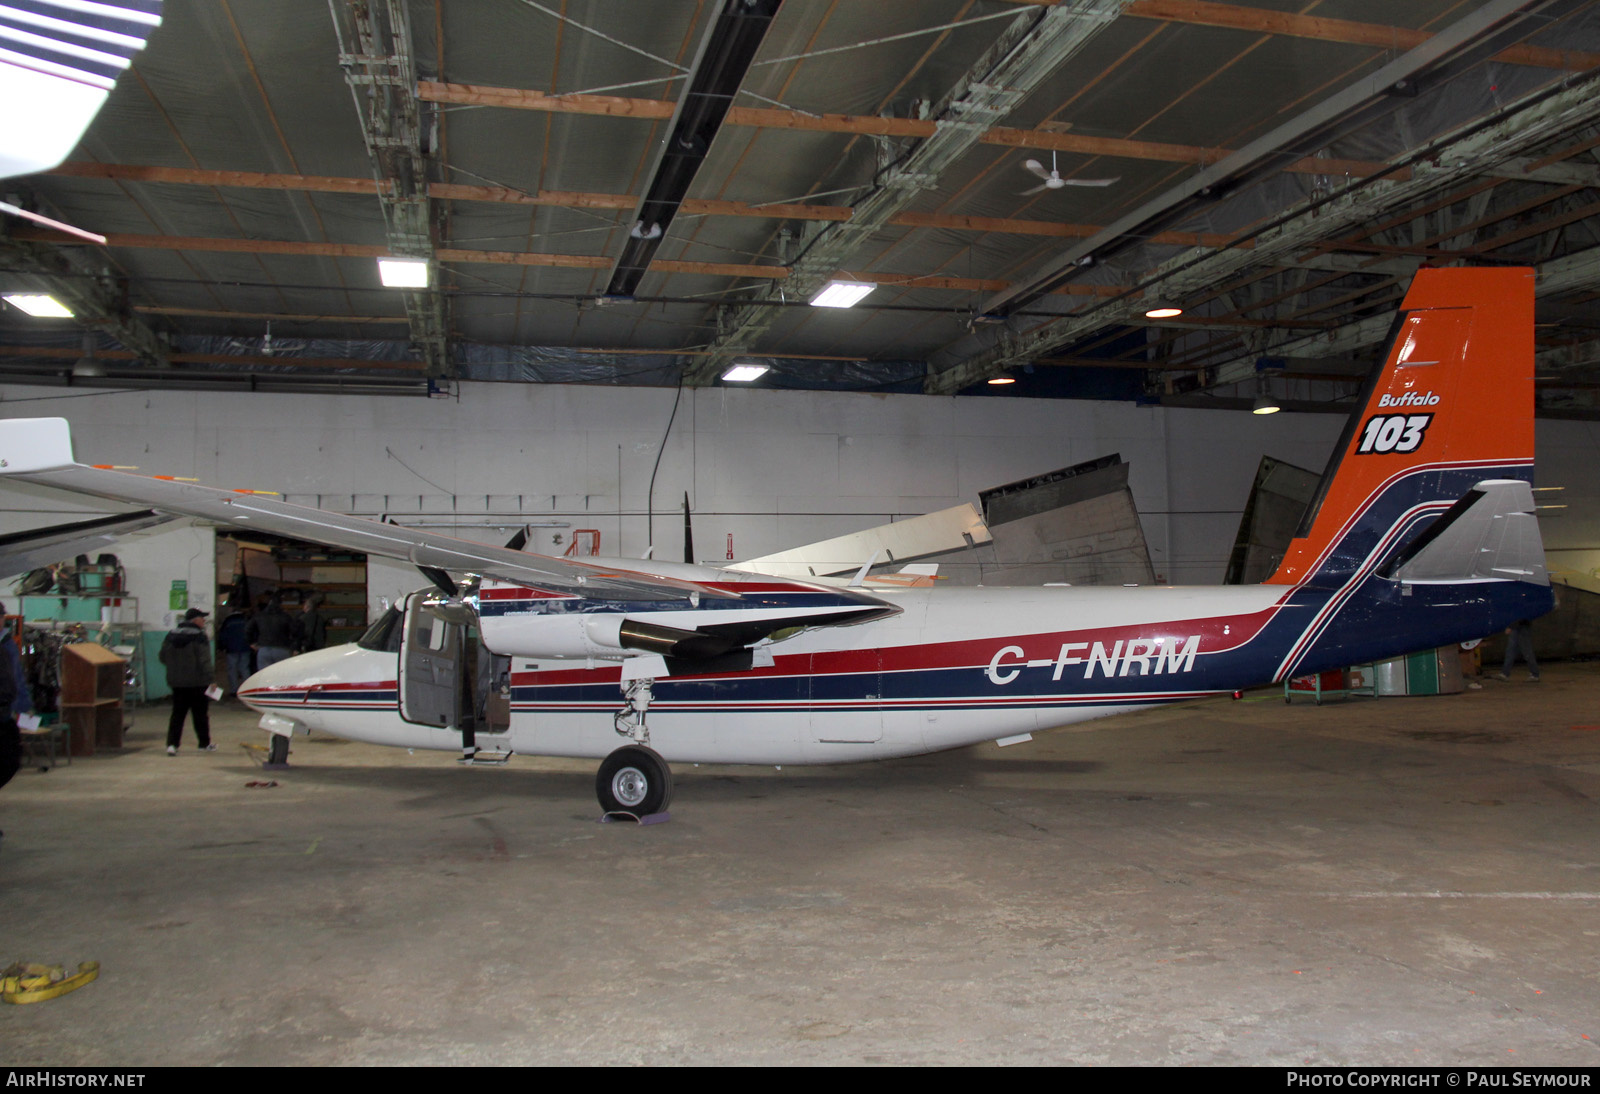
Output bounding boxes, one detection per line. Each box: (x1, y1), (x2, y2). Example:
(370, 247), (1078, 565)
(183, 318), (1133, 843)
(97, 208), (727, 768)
(1062, 177), (1120, 187)
(1019, 183), (1050, 196)
(682, 492), (695, 565)
(1023, 159), (1052, 180)
(418, 566), (458, 598)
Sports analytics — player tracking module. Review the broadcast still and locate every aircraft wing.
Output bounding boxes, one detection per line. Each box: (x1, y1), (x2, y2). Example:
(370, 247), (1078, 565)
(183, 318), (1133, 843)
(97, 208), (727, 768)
(0, 509), (174, 580)
(1, 3), (166, 179)
(0, 418), (741, 604)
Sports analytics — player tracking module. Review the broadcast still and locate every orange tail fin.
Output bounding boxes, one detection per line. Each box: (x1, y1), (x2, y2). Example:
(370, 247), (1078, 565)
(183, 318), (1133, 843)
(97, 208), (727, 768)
(1266, 267), (1535, 588)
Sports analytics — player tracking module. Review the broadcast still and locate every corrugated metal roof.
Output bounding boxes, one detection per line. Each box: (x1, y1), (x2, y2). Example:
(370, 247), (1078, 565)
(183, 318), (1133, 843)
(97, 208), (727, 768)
(1, 0), (1598, 413)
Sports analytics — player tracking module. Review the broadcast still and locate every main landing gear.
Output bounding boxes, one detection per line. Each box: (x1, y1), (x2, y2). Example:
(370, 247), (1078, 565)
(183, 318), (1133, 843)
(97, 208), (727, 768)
(596, 744), (674, 818)
(597, 673), (674, 819)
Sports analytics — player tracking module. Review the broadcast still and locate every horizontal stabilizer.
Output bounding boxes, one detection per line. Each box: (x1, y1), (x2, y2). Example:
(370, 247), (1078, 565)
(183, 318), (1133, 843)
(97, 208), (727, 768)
(861, 563), (940, 588)
(1386, 480), (1548, 586)
(733, 503), (990, 578)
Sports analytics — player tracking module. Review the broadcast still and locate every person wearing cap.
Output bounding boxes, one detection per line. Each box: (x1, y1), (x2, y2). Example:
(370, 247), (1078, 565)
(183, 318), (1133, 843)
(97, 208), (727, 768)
(159, 607), (215, 756)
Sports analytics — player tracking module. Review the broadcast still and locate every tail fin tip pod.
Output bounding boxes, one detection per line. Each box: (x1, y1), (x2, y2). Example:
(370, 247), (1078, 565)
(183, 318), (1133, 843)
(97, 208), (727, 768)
(0, 418), (77, 475)
(1266, 267), (1536, 588)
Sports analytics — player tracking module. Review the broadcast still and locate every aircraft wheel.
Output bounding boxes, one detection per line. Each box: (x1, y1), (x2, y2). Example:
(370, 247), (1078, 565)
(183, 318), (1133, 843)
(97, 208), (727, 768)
(267, 734), (289, 765)
(596, 745), (673, 817)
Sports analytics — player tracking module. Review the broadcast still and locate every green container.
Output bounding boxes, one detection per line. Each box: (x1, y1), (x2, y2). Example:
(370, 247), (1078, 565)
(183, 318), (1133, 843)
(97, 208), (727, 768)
(21, 595), (105, 623)
(1406, 649), (1440, 695)
(141, 630), (170, 701)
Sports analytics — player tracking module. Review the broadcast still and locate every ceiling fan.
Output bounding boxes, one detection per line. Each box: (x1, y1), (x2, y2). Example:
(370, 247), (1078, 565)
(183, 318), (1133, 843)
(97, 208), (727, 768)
(1020, 151), (1118, 195)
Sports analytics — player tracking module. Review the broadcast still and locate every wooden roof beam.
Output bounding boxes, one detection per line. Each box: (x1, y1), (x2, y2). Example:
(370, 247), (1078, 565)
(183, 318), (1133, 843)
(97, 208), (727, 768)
(0, 344), (427, 371)
(49, 161), (385, 195)
(1003, 0), (1600, 70)
(9, 227), (772, 277)
(136, 306), (409, 325)
(12, 228), (1139, 298)
(46, 162), (1246, 246)
(415, 80), (1400, 180)
(1124, 0), (1600, 71)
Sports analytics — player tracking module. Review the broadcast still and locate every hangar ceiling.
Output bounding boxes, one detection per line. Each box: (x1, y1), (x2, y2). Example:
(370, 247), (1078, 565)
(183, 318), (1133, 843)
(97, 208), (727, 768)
(3, 0), (1600, 416)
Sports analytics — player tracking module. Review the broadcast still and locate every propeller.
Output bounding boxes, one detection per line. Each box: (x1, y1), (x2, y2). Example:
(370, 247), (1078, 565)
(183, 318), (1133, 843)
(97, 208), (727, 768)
(1020, 152), (1118, 196)
(682, 492), (695, 565)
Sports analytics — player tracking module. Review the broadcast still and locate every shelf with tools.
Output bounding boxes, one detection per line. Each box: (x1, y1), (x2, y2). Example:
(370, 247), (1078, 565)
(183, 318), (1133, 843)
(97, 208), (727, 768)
(215, 532), (368, 647)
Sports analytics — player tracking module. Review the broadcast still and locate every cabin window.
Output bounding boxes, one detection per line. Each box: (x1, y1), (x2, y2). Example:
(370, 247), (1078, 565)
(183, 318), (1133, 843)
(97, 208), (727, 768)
(421, 614), (449, 651)
(357, 606), (403, 653)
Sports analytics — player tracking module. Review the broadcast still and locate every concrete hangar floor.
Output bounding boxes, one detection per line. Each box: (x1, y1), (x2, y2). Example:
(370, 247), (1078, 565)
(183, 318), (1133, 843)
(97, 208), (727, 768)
(4, 666), (1599, 1067)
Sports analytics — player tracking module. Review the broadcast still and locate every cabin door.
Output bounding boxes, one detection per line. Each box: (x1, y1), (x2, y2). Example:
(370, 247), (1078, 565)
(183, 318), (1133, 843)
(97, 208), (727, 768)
(398, 591), (465, 728)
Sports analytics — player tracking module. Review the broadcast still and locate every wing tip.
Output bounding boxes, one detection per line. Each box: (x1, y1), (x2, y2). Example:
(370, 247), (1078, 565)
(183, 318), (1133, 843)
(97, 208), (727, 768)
(0, 417), (76, 474)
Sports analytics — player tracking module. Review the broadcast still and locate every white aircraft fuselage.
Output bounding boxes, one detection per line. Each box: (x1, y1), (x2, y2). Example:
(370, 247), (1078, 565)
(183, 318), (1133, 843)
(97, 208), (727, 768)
(0, 268), (1560, 816)
(240, 582), (1290, 766)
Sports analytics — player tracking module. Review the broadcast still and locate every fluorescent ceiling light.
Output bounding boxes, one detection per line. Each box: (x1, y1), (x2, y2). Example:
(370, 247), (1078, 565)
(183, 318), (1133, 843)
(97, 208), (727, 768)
(809, 280), (875, 309)
(4, 293), (72, 318)
(1144, 304), (1183, 319)
(987, 375), (1016, 385)
(377, 257), (430, 288)
(721, 363), (770, 382)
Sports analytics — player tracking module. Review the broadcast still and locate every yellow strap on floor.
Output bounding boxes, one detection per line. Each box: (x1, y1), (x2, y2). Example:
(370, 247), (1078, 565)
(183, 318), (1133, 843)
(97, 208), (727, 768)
(0, 961), (100, 1004)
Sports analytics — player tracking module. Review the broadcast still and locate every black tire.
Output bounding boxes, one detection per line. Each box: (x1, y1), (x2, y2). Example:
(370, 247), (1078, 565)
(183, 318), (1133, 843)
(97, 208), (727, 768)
(267, 734), (289, 765)
(596, 745), (673, 817)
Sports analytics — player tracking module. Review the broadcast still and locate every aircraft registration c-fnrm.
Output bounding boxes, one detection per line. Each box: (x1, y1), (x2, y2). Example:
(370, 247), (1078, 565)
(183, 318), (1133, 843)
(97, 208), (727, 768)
(0, 268), (1554, 818)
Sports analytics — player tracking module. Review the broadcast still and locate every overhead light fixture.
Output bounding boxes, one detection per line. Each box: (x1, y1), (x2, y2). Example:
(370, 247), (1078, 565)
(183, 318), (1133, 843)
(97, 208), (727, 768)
(809, 280), (875, 309)
(71, 331), (103, 378)
(1144, 303), (1183, 319)
(987, 375), (1016, 385)
(377, 257), (430, 289)
(721, 363), (770, 382)
(4, 293), (73, 318)
(1251, 372), (1280, 414)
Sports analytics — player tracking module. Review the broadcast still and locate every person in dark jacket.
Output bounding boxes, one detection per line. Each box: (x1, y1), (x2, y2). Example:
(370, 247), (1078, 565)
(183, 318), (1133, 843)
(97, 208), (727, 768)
(246, 596), (300, 671)
(298, 595), (328, 654)
(160, 608), (214, 756)
(0, 603), (20, 800)
(216, 608), (253, 696)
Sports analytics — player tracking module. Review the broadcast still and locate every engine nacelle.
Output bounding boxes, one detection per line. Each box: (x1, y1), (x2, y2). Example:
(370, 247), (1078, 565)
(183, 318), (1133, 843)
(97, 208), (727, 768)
(479, 611), (735, 662)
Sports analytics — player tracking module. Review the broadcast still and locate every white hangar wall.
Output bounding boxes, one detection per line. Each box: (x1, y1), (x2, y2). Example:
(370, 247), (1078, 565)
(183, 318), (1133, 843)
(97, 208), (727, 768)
(1538, 418), (1600, 587)
(3, 380), (1592, 632)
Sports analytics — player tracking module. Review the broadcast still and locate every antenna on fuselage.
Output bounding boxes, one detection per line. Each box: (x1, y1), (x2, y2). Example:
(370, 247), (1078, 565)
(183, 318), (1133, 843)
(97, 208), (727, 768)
(847, 550), (883, 588)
